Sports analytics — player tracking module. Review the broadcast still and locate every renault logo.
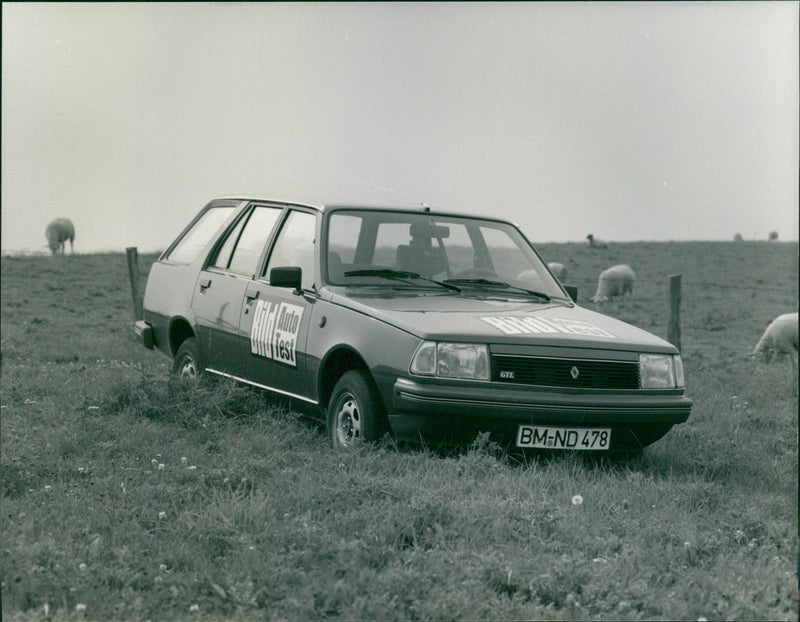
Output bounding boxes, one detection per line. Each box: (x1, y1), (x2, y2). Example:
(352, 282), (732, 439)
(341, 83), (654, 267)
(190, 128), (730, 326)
(570, 366), (580, 380)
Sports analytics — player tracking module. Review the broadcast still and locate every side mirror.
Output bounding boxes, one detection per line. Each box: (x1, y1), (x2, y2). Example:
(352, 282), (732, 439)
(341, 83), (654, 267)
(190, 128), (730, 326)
(564, 285), (578, 302)
(270, 266), (302, 292)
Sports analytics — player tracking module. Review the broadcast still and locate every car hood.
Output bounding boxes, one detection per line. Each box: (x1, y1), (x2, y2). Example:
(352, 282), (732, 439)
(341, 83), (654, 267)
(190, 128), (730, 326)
(327, 290), (676, 353)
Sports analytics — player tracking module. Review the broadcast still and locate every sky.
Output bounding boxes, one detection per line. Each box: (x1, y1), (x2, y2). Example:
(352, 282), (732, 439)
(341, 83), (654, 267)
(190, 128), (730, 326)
(2, 2), (798, 254)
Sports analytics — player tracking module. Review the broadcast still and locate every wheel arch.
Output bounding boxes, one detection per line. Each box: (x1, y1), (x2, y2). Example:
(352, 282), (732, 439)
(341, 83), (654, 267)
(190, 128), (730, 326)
(168, 317), (196, 357)
(318, 346), (375, 410)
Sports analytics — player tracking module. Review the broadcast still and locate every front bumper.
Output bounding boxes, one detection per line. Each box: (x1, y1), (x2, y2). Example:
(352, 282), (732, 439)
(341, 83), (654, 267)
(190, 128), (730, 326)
(390, 377), (691, 449)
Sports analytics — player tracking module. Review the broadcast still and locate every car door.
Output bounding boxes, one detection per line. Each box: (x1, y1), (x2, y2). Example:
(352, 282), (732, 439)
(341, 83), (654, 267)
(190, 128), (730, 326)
(191, 204), (283, 376)
(238, 209), (318, 401)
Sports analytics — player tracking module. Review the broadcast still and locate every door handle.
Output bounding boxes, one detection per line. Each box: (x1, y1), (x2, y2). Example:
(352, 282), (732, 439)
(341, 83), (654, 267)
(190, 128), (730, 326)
(199, 277), (211, 292)
(245, 288), (260, 302)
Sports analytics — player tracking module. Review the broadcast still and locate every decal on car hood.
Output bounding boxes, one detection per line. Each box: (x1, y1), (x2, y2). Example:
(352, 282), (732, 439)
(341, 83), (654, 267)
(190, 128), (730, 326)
(480, 316), (616, 338)
(329, 291), (676, 351)
(250, 299), (304, 366)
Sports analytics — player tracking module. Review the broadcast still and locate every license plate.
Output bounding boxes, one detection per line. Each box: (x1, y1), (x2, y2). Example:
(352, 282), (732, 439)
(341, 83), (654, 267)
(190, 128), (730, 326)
(516, 425), (611, 450)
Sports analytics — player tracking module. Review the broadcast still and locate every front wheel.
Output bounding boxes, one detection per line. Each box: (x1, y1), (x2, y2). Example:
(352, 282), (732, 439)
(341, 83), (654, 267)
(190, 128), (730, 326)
(172, 337), (203, 380)
(327, 370), (387, 449)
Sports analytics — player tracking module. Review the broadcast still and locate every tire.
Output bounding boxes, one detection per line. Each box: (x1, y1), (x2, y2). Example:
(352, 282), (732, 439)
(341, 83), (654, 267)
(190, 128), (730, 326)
(172, 337), (203, 380)
(327, 370), (387, 449)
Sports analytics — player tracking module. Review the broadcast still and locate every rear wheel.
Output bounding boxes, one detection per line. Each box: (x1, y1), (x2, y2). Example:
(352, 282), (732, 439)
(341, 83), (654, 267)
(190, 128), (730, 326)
(172, 337), (203, 379)
(327, 370), (387, 449)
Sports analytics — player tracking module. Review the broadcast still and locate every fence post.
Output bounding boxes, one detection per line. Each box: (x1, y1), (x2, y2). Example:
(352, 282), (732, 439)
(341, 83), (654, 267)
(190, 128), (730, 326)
(668, 274), (682, 352)
(126, 247), (143, 321)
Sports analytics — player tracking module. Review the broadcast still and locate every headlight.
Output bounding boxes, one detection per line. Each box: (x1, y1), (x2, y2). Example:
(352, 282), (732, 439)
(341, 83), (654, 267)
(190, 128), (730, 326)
(639, 353), (684, 389)
(410, 341), (489, 380)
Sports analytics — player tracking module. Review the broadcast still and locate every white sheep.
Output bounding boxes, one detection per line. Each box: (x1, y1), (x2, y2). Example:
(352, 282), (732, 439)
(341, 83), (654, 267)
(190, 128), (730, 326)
(547, 262), (568, 283)
(45, 218), (75, 255)
(752, 312), (798, 362)
(590, 264), (635, 303)
(586, 234), (608, 249)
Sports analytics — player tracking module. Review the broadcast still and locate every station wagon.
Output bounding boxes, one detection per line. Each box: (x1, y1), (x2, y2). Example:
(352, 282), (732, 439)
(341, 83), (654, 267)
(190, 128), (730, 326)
(135, 198), (691, 453)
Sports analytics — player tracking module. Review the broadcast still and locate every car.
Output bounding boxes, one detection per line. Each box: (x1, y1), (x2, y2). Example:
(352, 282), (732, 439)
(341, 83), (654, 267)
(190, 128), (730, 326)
(135, 197), (691, 454)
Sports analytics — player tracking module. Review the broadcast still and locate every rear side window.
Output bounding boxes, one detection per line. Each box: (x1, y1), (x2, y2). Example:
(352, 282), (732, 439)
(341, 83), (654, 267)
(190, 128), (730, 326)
(227, 207), (282, 275)
(166, 207), (235, 265)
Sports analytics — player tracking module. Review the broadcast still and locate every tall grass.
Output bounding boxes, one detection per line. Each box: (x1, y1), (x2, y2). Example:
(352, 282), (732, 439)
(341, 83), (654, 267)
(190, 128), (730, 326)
(1, 249), (797, 620)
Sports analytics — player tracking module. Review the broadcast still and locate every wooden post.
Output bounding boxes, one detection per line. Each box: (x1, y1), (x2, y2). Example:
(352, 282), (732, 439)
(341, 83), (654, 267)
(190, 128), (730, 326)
(126, 247), (143, 321)
(668, 274), (682, 352)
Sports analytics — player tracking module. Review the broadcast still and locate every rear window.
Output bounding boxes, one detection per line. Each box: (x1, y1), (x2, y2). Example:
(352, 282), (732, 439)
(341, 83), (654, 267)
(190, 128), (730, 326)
(165, 206), (235, 265)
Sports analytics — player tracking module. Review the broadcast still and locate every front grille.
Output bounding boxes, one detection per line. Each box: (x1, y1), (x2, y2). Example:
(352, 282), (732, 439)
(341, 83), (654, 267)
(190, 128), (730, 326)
(492, 355), (640, 389)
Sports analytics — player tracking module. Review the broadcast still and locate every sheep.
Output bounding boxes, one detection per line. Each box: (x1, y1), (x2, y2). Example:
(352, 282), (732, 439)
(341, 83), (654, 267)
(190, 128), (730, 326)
(752, 312), (798, 362)
(45, 218), (75, 255)
(586, 234), (608, 249)
(590, 264), (635, 303)
(769, 231), (779, 242)
(547, 262), (568, 283)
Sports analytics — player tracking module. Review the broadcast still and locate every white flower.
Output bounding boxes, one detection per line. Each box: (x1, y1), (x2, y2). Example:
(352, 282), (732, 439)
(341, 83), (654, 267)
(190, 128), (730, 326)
(159, 564), (168, 572)
(78, 563), (87, 571)
(76, 603), (87, 612)
(44, 485), (52, 492)
(572, 495), (583, 506)
(189, 604), (200, 612)
(158, 463), (165, 471)
(187, 465), (197, 471)
(181, 457), (188, 464)
(158, 511), (167, 520)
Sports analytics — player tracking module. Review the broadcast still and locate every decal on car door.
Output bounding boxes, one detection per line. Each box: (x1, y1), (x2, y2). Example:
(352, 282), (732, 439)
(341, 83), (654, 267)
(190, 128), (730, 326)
(250, 299), (305, 366)
(481, 316), (615, 338)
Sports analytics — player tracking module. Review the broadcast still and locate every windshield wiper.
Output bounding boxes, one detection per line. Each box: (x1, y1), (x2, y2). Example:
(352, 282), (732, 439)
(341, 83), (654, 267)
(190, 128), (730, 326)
(443, 278), (550, 301)
(344, 269), (461, 292)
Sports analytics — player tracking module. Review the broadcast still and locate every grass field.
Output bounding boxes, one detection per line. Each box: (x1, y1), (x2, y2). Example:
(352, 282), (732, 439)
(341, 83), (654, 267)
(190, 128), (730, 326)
(1, 241), (798, 621)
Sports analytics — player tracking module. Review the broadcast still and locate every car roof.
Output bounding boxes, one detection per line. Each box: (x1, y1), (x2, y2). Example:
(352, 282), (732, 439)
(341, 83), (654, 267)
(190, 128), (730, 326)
(209, 197), (517, 226)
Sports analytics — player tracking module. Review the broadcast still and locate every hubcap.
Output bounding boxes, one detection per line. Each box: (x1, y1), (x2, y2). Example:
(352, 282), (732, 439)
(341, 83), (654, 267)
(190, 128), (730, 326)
(334, 392), (361, 446)
(179, 356), (197, 379)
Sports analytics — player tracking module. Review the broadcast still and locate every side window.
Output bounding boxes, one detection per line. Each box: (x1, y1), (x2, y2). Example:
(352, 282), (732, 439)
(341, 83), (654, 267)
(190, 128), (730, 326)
(210, 214), (248, 270)
(166, 206), (235, 264)
(265, 211), (316, 290)
(226, 206), (282, 275)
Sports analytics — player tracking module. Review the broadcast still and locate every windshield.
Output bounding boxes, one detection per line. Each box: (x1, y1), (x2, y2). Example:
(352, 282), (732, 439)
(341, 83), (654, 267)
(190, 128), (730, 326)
(325, 210), (566, 299)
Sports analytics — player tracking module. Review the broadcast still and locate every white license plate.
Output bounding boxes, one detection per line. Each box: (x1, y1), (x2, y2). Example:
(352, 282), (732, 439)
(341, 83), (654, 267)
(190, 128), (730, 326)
(516, 425), (611, 450)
